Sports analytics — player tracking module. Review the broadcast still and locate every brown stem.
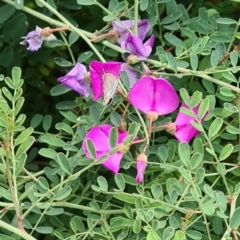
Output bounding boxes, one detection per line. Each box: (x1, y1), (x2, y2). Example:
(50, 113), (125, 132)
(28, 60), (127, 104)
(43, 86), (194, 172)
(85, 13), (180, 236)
(232, 229), (238, 240)
(147, 117), (153, 139)
(121, 102), (129, 120)
(117, 87), (128, 101)
(90, 32), (113, 42)
(131, 138), (147, 145)
(50, 26), (70, 33)
(152, 124), (168, 129)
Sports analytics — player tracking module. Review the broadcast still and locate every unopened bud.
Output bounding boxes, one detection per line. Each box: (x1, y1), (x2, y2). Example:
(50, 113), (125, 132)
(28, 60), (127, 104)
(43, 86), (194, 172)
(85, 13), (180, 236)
(164, 122), (176, 135)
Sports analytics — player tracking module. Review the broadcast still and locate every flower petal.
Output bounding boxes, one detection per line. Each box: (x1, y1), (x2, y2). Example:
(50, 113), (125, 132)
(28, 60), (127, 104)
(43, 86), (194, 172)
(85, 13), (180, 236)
(153, 78), (179, 115)
(174, 124), (201, 143)
(83, 125), (112, 158)
(57, 63), (90, 97)
(102, 152), (123, 173)
(90, 61), (121, 101)
(112, 19), (150, 44)
(136, 160), (147, 183)
(129, 76), (155, 114)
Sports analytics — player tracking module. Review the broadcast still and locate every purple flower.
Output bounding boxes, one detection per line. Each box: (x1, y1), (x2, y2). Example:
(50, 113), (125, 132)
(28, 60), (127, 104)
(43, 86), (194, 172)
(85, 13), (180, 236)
(121, 63), (141, 88)
(136, 153), (147, 183)
(90, 61), (121, 103)
(167, 101), (209, 143)
(82, 124), (129, 173)
(20, 26), (56, 51)
(121, 34), (155, 60)
(57, 62), (91, 97)
(129, 76), (179, 116)
(112, 19), (150, 44)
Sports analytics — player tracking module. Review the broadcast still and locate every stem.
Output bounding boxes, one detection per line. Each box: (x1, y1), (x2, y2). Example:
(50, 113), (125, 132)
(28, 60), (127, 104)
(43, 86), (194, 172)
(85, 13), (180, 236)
(134, 0), (139, 35)
(34, 0), (105, 62)
(226, 19), (240, 53)
(59, 31), (76, 65)
(0, 220), (36, 240)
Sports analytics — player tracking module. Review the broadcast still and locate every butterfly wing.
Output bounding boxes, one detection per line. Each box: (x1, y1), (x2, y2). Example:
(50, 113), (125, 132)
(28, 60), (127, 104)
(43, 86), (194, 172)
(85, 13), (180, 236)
(102, 73), (118, 106)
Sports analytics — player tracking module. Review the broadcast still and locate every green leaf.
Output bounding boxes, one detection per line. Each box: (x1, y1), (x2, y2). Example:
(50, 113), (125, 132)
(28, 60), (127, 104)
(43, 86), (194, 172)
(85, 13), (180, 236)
(204, 184), (215, 199)
(208, 117), (223, 139)
(2, 87), (13, 101)
(161, 11), (182, 24)
(50, 84), (71, 96)
(194, 168), (205, 184)
(15, 97), (24, 116)
(198, 98), (209, 120)
(109, 127), (118, 148)
(216, 192), (227, 212)
(230, 51), (238, 67)
(124, 204), (133, 219)
(16, 153), (27, 176)
(54, 185), (72, 200)
(16, 136), (35, 158)
(0, 234), (15, 240)
(44, 40), (65, 48)
(179, 167), (192, 183)
(56, 101), (78, 110)
(219, 144), (233, 161)
(86, 139), (96, 159)
(90, 106), (100, 124)
(0, 4), (15, 24)
(110, 112), (121, 126)
(133, 219), (141, 234)
(158, 146), (168, 162)
(59, 110), (77, 123)
(57, 153), (72, 175)
(230, 207), (240, 228)
(185, 230), (202, 240)
(166, 52), (177, 73)
(30, 114), (43, 128)
(217, 163), (226, 175)
(175, 45), (183, 57)
(178, 142), (190, 168)
(140, 0), (148, 11)
(210, 50), (219, 69)
(128, 122), (140, 140)
(55, 123), (74, 135)
(77, 51), (94, 62)
(38, 176), (50, 190)
(36, 226), (53, 234)
(189, 152), (202, 171)
(14, 0), (24, 9)
(163, 227), (175, 240)
(40, 135), (65, 147)
(115, 173), (125, 191)
(0, 187), (12, 201)
(190, 91), (202, 108)
(179, 88), (191, 106)
(70, 216), (85, 232)
(43, 115), (52, 132)
(54, 57), (73, 67)
(46, 208), (64, 216)
(216, 18), (237, 24)
(174, 230), (186, 240)
(220, 87), (235, 97)
(164, 33), (184, 47)
(190, 53), (198, 71)
(69, 32), (79, 45)
(192, 38), (201, 53)
(38, 148), (57, 160)
(14, 127), (33, 146)
(97, 176), (108, 191)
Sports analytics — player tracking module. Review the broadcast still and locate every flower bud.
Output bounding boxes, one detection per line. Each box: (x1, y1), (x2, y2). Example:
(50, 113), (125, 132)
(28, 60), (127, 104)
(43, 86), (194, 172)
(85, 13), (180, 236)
(127, 54), (139, 65)
(164, 122), (176, 135)
(136, 153), (147, 183)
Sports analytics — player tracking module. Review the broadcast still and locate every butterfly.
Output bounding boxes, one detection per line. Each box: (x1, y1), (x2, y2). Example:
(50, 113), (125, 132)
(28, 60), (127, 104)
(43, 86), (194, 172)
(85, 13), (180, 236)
(102, 72), (118, 106)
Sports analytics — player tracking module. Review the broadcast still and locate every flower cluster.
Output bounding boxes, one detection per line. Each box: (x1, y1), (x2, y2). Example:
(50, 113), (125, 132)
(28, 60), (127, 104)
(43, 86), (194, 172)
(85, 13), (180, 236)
(21, 20), (209, 183)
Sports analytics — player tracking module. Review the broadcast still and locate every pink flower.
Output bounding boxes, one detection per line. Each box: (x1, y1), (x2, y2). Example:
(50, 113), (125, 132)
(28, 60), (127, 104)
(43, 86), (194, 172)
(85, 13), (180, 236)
(169, 101), (209, 143)
(82, 124), (128, 173)
(89, 61), (121, 103)
(112, 19), (150, 44)
(129, 76), (179, 116)
(136, 153), (147, 183)
(57, 62), (91, 97)
(121, 34), (155, 60)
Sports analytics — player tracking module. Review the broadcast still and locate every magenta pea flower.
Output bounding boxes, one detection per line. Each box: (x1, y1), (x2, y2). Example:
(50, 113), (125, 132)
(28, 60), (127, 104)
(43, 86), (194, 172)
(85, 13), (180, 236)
(82, 124), (129, 173)
(112, 19), (150, 44)
(90, 61), (121, 104)
(57, 62), (91, 97)
(166, 101), (209, 143)
(121, 34), (155, 60)
(20, 26), (56, 51)
(129, 76), (179, 120)
(136, 153), (147, 183)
